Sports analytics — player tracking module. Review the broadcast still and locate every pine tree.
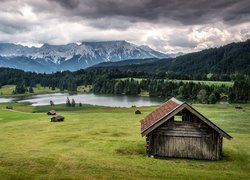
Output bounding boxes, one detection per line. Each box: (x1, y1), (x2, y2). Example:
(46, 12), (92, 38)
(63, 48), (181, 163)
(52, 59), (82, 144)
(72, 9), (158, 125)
(28, 86), (34, 93)
(197, 89), (208, 104)
(50, 100), (54, 106)
(66, 97), (71, 107)
(15, 81), (26, 94)
(71, 99), (76, 107)
(67, 78), (77, 95)
(114, 81), (124, 94)
(208, 93), (217, 104)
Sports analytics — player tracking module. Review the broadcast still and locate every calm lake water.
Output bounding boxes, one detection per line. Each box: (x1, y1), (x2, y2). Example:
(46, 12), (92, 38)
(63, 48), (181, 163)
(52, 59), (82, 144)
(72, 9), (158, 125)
(0, 98), (13, 103)
(10, 93), (164, 107)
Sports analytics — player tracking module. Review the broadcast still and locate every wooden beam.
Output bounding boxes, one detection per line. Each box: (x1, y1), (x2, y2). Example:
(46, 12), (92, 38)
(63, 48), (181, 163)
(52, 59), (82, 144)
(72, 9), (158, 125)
(141, 103), (232, 140)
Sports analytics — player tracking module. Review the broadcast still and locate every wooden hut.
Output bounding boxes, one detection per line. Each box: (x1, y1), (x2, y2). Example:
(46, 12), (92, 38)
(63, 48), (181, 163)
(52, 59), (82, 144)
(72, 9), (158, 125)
(135, 110), (141, 114)
(140, 98), (232, 160)
(235, 105), (242, 109)
(6, 106), (13, 109)
(47, 110), (56, 115)
(51, 116), (64, 122)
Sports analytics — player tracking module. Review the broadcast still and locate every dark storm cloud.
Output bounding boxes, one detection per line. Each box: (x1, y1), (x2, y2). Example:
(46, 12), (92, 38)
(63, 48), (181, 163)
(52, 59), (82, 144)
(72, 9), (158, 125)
(0, 22), (30, 34)
(0, 0), (249, 52)
(0, 0), (34, 34)
(49, 0), (80, 9)
(46, 0), (250, 27)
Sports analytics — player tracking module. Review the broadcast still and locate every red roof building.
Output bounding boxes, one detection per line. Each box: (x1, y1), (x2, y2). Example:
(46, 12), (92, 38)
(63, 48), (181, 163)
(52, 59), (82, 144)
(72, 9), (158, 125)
(140, 97), (232, 160)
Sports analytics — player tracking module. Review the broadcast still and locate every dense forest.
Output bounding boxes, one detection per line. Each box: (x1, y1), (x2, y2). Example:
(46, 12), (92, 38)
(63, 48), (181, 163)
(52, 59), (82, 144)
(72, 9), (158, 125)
(91, 40), (250, 74)
(92, 78), (249, 103)
(0, 67), (249, 103)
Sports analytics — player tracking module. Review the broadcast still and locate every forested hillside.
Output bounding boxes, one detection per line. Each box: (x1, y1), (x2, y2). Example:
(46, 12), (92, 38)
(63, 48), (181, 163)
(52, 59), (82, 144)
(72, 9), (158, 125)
(91, 40), (250, 74)
(0, 68), (249, 103)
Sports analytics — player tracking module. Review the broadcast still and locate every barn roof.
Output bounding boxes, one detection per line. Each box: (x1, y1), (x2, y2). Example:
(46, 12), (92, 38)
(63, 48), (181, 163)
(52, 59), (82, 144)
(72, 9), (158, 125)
(140, 97), (232, 140)
(55, 115), (64, 119)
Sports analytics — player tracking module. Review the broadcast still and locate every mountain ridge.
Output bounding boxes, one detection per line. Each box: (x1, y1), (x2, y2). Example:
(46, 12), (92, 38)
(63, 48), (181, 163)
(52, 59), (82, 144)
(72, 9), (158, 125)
(0, 40), (169, 72)
(89, 39), (250, 74)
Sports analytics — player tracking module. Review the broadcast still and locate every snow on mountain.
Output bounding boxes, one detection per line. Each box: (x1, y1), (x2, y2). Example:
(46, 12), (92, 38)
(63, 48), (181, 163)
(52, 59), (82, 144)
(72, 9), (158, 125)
(0, 41), (169, 72)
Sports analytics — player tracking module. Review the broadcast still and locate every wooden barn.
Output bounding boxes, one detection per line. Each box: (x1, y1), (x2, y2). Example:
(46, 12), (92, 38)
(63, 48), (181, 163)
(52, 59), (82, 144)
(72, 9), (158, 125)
(47, 110), (56, 115)
(135, 110), (142, 114)
(140, 98), (232, 160)
(51, 116), (64, 122)
(6, 106), (13, 109)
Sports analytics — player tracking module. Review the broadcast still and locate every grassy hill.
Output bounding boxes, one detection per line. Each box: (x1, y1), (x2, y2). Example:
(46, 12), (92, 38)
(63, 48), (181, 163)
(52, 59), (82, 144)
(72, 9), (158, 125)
(0, 84), (60, 97)
(0, 102), (249, 179)
(0, 84), (92, 97)
(117, 78), (234, 86)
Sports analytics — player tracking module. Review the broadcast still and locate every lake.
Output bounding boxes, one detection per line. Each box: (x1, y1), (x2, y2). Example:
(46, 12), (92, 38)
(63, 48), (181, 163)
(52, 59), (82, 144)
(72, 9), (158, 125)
(0, 97), (13, 103)
(6, 93), (164, 107)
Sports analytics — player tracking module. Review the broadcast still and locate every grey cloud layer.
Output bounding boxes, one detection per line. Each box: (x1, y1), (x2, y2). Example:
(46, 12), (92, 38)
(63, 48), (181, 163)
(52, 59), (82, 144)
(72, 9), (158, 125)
(49, 0), (80, 9)
(1, 0), (249, 32)
(47, 0), (250, 27)
(0, 0), (249, 53)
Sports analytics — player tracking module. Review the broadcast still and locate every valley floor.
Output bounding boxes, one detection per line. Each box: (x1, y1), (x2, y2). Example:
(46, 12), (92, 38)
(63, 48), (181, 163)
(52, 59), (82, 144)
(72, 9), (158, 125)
(0, 103), (249, 179)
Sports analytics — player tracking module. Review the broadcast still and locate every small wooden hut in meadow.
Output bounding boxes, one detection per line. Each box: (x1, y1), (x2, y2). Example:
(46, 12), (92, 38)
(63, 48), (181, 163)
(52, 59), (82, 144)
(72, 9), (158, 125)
(135, 110), (141, 114)
(235, 105), (242, 109)
(140, 98), (232, 160)
(6, 106), (13, 109)
(47, 110), (56, 115)
(51, 116), (64, 122)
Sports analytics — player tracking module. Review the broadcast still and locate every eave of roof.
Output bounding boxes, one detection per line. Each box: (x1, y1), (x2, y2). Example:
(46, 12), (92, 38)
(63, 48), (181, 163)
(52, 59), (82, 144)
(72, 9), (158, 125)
(140, 99), (232, 140)
(140, 97), (183, 133)
(184, 103), (232, 140)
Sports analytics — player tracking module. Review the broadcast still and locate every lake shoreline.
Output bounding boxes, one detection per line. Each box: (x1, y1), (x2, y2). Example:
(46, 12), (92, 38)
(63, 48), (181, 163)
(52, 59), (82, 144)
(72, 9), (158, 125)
(1, 92), (163, 107)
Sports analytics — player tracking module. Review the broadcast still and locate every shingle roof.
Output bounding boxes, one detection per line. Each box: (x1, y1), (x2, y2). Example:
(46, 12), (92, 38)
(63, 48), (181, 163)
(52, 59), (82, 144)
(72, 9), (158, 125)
(140, 97), (183, 133)
(140, 97), (232, 140)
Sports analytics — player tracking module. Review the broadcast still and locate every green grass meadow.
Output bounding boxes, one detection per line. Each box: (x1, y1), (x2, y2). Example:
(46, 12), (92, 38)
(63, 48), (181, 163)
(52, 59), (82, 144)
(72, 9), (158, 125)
(117, 78), (234, 87)
(0, 84), (93, 98)
(0, 85), (60, 97)
(0, 102), (249, 179)
(169, 80), (234, 86)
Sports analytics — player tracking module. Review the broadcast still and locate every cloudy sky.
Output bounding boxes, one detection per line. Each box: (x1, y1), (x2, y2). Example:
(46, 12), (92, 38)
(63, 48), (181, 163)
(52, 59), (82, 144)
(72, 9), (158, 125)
(0, 0), (250, 53)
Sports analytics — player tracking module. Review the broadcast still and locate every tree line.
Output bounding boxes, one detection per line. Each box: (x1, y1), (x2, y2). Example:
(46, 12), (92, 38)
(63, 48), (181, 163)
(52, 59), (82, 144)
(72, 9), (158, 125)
(92, 78), (249, 103)
(0, 67), (249, 103)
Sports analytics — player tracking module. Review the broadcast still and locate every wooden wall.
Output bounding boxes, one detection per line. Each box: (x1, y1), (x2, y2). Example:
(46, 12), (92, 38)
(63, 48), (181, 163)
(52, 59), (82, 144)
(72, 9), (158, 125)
(146, 109), (222, 160)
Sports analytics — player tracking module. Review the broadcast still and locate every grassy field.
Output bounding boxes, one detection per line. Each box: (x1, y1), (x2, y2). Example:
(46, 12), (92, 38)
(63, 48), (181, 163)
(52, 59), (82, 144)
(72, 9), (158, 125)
(117, 78), (234, 87)
(0, 84), (92, 97)
(0, 102), (249, 179)
(170, 80), (234, 86)
(0, 84), (60, 97)
(77, 85), (92, 93)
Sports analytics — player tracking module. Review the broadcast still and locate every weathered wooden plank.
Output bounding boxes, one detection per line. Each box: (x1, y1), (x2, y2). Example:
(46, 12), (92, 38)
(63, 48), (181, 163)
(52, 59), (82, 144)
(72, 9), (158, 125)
(158, 128), (212, 134)
(158, 132), (212, 138)
(146, 105), (228, 160)
(157, 129), (213, 135)
(152, 135), (217, 159)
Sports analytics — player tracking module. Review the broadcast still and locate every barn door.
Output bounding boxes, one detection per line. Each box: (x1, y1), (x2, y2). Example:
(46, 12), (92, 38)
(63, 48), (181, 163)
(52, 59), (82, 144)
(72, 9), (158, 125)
(155, 135), (214, 159)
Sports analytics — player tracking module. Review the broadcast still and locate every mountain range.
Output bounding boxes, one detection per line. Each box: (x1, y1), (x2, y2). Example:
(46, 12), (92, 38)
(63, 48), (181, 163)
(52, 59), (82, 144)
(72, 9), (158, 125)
(91, 40), (250, 74)
(0, 41), (168, 73)
(1, 39), (249, 74)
